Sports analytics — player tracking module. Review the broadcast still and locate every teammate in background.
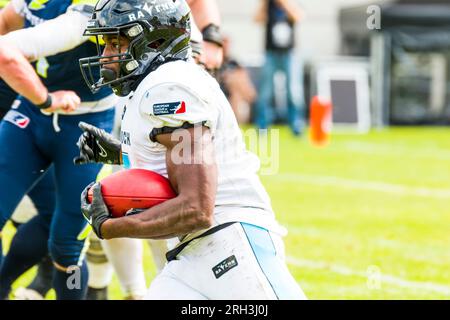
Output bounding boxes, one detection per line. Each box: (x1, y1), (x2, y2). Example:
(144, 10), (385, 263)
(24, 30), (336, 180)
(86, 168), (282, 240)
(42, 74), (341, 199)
(187, 0), (223, 72)
(77, 0), (306, 299)
(0, 81), (15, 119)
(0, 0), (55, 300)
(1, 0), (225, 300)
(0, 0), (116, 299)
(85, 163), (147, 300)
(217, 36), (257, 124)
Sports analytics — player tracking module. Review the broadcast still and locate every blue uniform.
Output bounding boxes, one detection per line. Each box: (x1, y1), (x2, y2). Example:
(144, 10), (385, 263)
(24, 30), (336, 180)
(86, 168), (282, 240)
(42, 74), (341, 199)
(0, 80), (16, 118)
(0, 79), (56, 258)
(0, 0), (114, 299)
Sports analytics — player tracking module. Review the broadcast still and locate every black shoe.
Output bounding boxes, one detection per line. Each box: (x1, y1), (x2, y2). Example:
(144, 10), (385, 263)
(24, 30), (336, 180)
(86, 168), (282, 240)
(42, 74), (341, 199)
(86, 286), (108, 300)
(26, 255), (54, 297)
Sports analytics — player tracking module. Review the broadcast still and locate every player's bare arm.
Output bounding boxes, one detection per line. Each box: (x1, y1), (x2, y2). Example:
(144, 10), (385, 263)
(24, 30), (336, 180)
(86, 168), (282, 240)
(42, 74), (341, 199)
(0, 43), (47, 104)
(0, 41), (80, 112)
(84, 126), (217, 240)
(2, 8), (96, 61)
(188, 0), (221, 31)
(0, 5), (98, 112)
(254, 0), (268, 23)
(0, 2), (24, 35)
(188, 0), (223, 70)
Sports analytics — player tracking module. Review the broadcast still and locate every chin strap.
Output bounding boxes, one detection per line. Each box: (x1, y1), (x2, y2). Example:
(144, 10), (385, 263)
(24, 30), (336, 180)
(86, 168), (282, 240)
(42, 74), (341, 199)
(100, 68), (118, 82)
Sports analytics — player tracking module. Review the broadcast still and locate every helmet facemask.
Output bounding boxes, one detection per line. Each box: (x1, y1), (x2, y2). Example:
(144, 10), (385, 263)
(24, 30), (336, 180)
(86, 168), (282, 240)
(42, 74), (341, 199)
(80, 23), (150, 97)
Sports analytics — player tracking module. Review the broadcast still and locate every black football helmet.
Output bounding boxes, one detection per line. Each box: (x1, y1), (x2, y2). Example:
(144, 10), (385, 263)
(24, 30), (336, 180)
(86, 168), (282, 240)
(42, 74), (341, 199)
(79, 0), (191, 96)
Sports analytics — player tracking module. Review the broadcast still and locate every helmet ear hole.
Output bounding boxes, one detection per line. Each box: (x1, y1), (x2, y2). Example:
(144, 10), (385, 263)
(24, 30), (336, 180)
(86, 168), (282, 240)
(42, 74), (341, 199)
(147, 38), (166, 49)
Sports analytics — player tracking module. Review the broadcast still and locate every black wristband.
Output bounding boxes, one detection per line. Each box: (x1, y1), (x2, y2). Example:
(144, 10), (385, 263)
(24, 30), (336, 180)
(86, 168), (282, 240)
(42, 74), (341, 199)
(36, 94), (52, 110)
(201, 24), (223, 47)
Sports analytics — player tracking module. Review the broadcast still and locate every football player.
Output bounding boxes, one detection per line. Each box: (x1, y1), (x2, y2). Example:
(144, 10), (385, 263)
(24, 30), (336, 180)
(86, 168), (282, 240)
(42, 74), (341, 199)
(0, 0), (55, 300)
(0, 0), (149, 301)
(82, 0), (225, 299)
(0, 87), (56, 301)
(1, 0), (224, 300)
(0, 0), (116, 300)
(77, 0), (306, 299)
(0, 0), (224, 301)
(187, 0), (223, 72)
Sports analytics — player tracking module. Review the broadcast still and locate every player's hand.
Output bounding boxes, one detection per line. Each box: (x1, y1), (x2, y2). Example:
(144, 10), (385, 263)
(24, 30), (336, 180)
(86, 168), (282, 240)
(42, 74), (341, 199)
(73, 122), (122, 165)
(43, 90), (81, 114)
(81, 182), (110, 239)
(125, 208), (145, 216)
(201, 41), (223, 73)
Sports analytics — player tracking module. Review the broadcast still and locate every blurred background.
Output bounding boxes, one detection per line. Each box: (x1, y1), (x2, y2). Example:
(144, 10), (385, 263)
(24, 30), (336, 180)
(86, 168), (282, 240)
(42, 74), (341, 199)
(212, 0), (450, 300)
(218, 0), (450, 128)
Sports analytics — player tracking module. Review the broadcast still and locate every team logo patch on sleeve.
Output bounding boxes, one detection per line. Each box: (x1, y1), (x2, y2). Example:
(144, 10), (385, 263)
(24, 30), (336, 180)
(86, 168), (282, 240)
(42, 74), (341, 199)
(153, 101), (186, 116)
(4, 110), (31, 129)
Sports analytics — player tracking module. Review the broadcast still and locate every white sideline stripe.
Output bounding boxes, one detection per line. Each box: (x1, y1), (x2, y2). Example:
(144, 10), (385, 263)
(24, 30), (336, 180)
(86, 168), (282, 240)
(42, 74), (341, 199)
(269, 173), (450, 199)
(286, 256), (450, 296)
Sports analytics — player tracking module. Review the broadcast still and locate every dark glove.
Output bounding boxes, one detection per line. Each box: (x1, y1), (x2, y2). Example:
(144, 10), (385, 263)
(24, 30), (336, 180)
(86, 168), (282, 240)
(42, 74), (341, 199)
(81, 182), (110, 239)
(74, 122), (122, 165)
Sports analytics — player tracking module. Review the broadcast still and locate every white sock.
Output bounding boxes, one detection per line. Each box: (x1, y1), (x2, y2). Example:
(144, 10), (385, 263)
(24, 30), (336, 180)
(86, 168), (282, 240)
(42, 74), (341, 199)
(147, 239), (170, 274)
(87, 261), (114, 289)
(102, 238), (147, 298)
(87, 233), (114, 288)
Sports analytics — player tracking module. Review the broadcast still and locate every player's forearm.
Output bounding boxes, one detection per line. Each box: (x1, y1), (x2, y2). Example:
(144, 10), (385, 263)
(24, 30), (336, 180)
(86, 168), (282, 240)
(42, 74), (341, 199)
(0, 3), (24, 35)
(101, 127), (218, 240)
(254, 0), (268, 23)
(100, 194), (214, 240)
(1, 10), (90, 62)
(0, 43), (47, 105)
(0, 16), (7, 35)
(0, 15), (14, 35)
(188, 0), (221, 30)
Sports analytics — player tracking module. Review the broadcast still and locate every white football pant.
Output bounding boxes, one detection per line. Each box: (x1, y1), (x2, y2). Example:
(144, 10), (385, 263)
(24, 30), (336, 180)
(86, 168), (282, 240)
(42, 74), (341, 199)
(145, 223), (307, 300)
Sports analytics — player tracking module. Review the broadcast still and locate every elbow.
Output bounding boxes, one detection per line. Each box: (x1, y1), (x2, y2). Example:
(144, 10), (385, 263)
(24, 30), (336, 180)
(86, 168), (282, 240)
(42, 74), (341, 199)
(184, 196), (215, 230)
(199, 210), (214, 229)
(194, 204), (214, 230)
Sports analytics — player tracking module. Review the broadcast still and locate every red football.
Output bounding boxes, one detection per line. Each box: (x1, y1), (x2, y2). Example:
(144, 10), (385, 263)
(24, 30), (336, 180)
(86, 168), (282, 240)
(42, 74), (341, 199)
(87, 169), (176, 218)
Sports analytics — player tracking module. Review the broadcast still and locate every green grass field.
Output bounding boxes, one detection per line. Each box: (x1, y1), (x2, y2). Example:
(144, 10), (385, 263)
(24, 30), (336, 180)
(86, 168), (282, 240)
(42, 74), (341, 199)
(3, 126), (450, 299)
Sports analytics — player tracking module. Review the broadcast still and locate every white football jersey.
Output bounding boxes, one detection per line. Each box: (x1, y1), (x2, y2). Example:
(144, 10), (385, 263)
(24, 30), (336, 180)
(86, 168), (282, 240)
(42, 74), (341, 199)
(120, 60), (283, 237)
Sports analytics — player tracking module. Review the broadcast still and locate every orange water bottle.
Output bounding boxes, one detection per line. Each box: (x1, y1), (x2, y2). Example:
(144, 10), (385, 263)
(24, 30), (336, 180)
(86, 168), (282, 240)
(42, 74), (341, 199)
(309, 96), (332, 146)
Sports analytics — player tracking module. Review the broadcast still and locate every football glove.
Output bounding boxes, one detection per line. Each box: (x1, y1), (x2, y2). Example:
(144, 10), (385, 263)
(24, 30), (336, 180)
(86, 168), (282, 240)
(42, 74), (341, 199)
(74, 122), (122, 165)
(81, 182), (110, 239)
